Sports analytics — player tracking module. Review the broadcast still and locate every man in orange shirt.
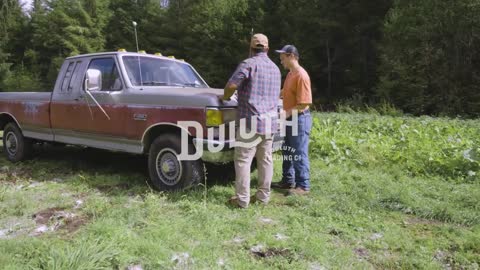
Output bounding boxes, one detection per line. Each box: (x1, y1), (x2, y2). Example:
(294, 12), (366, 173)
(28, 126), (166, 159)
(272, 45), (313, 196)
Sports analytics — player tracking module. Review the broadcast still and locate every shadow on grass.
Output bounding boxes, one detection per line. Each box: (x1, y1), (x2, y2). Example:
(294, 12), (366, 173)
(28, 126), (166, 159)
(0, 143), (236, 197)
(0, 143), (148, 191)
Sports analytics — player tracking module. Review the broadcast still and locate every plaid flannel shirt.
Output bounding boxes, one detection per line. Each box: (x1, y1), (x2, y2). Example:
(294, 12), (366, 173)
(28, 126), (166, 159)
(227, 52), (281, 135)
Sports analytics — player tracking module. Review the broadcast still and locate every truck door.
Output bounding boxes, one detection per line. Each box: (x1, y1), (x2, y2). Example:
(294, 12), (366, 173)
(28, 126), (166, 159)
(50, 59), (91, 136)
(81, 57), (127, 137)
(51, 56), (127, 145)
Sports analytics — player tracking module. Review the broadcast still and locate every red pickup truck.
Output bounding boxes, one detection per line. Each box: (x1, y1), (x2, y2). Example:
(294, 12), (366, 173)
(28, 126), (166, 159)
(0, 51), (281, 190)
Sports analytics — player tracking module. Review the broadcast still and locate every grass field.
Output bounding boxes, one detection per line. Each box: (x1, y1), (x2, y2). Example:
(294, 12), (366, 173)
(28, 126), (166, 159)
(0, 113), (479, 269)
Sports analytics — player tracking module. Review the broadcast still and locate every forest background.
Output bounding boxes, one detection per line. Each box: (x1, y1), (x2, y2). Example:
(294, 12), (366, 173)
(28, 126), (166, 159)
(1, 0), (479, 116)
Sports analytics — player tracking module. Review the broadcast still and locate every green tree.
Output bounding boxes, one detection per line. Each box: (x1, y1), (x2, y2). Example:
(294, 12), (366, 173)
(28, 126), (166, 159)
(29, 0), (110, 87)
(105, 0), (166, 52)
(261, 0), (392, 106)
(170, 0), (252, 86)
(0, 0), (30, 91)
(377, 0), (480, 116)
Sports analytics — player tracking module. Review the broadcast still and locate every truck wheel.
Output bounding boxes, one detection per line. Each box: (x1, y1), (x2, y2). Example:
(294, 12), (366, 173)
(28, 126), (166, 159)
(148, 134), (204, 191)
(2, 123), (32, 162)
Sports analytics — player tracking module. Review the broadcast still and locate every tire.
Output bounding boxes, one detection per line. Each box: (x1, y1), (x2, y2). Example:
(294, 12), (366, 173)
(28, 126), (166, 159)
(2, 122), (32, 162)
(148, 134), (204, 191)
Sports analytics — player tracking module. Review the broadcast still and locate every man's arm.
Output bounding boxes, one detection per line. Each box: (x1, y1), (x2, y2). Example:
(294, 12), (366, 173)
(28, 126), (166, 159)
(221, 61), (249, 101)
(223, 82), (237, 100)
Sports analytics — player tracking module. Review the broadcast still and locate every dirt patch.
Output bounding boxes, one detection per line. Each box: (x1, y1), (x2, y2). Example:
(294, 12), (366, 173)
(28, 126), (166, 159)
(59, 215), (88, 233)
(328, 228), (343, 236)
(354, 247), (369, 259)
(251, 246), (295, 260)
(31, 207), (88, 235)
(32, 207), (66, 225)
(405, 217), (448, 227)
(0, 166), (28, 183)
(434, 250), (455, 270)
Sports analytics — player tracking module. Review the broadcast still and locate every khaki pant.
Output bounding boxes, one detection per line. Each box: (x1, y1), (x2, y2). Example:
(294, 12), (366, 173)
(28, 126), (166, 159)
(234, 131), (274, 208)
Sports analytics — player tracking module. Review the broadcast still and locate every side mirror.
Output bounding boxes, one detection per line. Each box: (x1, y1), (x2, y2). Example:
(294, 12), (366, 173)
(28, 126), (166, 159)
(85, 69), (102, 91)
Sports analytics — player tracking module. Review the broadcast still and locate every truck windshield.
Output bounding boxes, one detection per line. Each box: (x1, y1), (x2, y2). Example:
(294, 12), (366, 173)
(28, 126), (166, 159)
(123, 56), (208, 88)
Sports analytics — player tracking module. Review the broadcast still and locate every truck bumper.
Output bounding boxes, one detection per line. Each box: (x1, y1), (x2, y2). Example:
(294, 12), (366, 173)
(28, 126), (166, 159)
(193, 134), (284, 164)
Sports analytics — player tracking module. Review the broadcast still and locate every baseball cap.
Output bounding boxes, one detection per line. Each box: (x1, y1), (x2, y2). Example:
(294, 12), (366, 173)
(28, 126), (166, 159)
(250, 33), (269, 49)
(275, 45), (299, 57)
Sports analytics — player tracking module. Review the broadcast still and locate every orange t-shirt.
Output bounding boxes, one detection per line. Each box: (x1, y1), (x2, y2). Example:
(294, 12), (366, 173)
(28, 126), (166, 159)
(282, 67), (312, 111)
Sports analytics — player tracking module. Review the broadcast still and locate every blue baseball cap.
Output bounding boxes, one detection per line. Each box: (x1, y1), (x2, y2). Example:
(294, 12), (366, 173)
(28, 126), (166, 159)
(275, 45), (299, 57)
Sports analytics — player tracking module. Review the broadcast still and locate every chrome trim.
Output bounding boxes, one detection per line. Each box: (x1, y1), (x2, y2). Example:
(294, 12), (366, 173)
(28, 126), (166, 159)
(156, 148), (183, 186)
(21, 124), (54, 141)
(23, 131), (54, 141)
(53, 130), (143, 154)
(4, 130), (18, 156)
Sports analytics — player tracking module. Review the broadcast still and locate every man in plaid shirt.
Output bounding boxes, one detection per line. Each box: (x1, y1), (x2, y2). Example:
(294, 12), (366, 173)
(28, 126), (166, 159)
(222, 33), (281, 208)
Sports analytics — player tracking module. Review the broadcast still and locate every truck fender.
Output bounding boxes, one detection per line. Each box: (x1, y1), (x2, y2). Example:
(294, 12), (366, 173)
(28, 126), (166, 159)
(141, 122), (195, 153)
(0, 112), (22, 130)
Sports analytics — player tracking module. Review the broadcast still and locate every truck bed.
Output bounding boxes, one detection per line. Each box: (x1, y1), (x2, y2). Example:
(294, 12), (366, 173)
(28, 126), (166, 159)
(0, 92), (52, 140)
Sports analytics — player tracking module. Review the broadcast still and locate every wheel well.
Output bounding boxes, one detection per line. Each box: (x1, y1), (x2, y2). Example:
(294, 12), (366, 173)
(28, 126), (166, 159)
(143, 124), (194, 154)
(0, 114), (18, 131)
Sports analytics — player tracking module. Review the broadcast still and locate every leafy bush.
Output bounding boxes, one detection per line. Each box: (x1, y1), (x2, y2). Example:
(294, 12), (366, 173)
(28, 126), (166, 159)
(309, 113), (479, 180)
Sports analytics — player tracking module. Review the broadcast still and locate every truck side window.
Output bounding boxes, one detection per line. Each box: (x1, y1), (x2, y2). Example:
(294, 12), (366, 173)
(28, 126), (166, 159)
(68, 61), (82, 92)
(87, 58), (122, 91)
(61, 62), (75, 92)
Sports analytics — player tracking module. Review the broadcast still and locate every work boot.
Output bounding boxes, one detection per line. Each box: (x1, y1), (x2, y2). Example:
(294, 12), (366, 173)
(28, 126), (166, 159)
(271, 181), (295, 189)
(227, 196), (247, 208)
(286, 187), (310, 196)
(250, 195), (268, 205)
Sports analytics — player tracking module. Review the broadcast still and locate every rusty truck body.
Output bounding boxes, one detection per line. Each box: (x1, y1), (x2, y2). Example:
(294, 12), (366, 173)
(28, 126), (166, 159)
(0, 51), (281, 190)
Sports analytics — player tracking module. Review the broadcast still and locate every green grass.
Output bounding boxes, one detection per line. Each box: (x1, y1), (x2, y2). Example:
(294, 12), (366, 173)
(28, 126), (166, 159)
(0, 113), (478, 269)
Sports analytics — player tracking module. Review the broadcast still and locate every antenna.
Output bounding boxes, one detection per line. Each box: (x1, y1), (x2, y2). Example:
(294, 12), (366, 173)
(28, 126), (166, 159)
(133, 21), (139, 52)
(248, 28), (254, 58)
(132, 21), (143, 87)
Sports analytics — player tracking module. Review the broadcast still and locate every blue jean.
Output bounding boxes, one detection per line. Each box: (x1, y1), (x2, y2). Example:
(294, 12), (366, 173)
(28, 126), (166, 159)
(282, 111), (312, 190)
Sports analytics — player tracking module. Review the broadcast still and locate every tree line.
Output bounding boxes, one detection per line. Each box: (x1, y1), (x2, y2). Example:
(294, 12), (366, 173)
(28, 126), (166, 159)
(1, 0), (479, 116)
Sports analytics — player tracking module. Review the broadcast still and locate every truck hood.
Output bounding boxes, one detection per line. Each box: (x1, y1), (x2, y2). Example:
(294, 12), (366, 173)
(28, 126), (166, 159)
(126, 87), (237, 107)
